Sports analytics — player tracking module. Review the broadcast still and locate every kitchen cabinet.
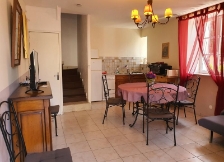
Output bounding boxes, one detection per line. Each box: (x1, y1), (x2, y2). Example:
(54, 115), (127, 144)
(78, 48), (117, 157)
(156, 75), (179, 84)
(115, 74), (145, 97)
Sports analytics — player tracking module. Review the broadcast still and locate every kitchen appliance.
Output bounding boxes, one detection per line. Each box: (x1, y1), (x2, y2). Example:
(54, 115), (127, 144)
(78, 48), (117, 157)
(91, 59), (102, 101)
(148, 62), (172, 75)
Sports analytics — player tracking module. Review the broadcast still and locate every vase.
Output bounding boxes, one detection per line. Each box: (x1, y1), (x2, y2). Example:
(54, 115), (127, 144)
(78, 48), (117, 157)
(146, 78), (155, 87)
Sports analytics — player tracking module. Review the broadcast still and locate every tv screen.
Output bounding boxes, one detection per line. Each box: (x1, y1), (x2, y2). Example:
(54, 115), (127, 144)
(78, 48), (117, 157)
(29, 50), (39, 90)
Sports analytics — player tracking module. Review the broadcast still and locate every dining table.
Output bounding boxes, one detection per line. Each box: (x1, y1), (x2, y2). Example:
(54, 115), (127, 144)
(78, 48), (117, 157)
(117, 82), (188, 127)
(118, 82), (188, 103)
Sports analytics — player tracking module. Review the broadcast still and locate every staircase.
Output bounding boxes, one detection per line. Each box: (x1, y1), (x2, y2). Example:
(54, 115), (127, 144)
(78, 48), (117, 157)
(62, 68), (87, 103)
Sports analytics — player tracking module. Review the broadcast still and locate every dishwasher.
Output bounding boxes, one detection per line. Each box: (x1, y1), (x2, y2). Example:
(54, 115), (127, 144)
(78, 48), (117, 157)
(103, 75), (115, 99)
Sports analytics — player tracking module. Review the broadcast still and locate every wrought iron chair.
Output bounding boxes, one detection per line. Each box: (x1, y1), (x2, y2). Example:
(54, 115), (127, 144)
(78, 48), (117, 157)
(142, 83), (179, 146)
(0, 101), (73, 162)
(102, 75), (126, 125)
(176, 76), (200, 125)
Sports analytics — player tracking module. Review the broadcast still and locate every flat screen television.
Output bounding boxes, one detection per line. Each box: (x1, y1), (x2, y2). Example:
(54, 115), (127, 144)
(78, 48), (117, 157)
(28, 50), (40, 91)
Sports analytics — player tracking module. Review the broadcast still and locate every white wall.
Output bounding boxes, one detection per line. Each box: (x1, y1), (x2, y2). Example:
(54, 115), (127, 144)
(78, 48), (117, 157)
(90, 25), (147, 58)
(77, 15), (91, 102)
(0, 0), (28, 161)
(26, 6), (61, 32)
(61, 14), (78, 67)
(142, 18), (179, 69)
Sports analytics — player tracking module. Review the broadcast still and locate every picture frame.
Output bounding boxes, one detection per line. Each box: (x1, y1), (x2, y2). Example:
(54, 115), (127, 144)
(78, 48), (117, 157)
(162, 42), (169, 59)
(11, 0), (23, 67)
(23, 12), (29, 59)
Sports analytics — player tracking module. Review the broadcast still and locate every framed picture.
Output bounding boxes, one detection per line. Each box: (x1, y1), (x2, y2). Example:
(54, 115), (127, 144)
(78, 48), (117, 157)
(162, 42), (169, 59)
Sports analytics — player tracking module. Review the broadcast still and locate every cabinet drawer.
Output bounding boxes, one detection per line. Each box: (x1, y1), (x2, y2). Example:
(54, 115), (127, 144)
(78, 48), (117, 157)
(156, 76), (167, 82)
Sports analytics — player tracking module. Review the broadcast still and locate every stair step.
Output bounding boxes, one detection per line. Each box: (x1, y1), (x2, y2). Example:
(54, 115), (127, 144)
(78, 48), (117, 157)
(62, 69), (78, 75)
(63, 81), (83, 89)
(63, 95), (87, 103)
(63, 75), (81, 82)
(63, 88), (85, 96)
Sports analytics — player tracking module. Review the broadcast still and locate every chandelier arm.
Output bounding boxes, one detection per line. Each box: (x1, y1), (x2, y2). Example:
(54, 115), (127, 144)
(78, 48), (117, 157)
(157, 17), (170, 25)
(135, 19), (148, 29)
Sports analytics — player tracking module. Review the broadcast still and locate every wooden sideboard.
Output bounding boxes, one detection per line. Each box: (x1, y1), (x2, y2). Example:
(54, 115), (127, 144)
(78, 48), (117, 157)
(9, 82), (53, 153)
(115, 74), (145, 97)
(155, 75), (179, 84)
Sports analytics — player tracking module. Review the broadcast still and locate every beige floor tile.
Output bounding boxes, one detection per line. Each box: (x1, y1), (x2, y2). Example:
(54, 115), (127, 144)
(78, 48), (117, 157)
(197, 140), (224, 152)
(96, 121), (115, 130)
(143, 149), (175, 162)
(163, 146), (195, 161)
(105, 158), (123, 162)
(53, 144), (67, 150)
(81, 124), (100, 133)
(181, 143), (212, 156)
(151, 136), (174, 149)
(52, 136), (66, 146)
(198, 153), (224, 162)
(117, 126), (140, 135)
(72, 151), (97, 162)
(132, 141), (160, 153)
(93, 147), (120, 162)
(67, 141), (91, 154)
(88, 138), (112, 150)
(101, 128), (123, 137)
(65, 133), (86, 144)
(50, 101), (224, 162)
(125, 132), (146, 143)
(122, 154), (150, 162)
(180, 157), (203, 162)
(106, 135), (131, 146)
(84, 130), (105, 141)
(113, 143), (141, 158)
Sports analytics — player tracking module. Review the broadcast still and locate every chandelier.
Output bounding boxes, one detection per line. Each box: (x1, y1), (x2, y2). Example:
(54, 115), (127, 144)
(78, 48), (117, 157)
(131, 0), (172, 28)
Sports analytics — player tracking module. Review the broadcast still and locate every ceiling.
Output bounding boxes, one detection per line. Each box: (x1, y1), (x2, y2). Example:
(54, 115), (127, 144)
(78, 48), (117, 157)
(23, 0), (224, 29)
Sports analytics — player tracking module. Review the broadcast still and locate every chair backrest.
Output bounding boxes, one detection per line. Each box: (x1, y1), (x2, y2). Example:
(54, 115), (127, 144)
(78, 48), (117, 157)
(0, 101), (27, 162)
(102, 75), (110, 100)
(145, 83), (179, 112)
(184, 76), (200, 103)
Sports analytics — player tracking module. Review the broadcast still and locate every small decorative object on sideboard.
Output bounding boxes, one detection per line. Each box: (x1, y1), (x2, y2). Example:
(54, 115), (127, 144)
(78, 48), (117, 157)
(145, 71), (156, 85)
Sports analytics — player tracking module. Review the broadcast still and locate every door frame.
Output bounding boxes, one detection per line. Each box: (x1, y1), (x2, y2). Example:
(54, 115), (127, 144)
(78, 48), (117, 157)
(29, 31), (64, 114)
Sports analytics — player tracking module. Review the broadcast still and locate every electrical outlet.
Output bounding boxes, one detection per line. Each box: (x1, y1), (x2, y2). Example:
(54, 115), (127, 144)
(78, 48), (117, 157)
(209, 105), (212, 109)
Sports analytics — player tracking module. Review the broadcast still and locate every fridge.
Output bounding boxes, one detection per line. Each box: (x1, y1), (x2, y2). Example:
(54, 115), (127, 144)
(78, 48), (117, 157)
(91, 59), (102, 101)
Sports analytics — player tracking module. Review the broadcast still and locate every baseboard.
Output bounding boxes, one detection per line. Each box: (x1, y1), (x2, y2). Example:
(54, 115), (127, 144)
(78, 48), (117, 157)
(63, 101), (91, 112)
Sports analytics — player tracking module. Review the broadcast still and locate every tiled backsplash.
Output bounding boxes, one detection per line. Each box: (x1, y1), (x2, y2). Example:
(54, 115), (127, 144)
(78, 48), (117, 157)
(100, 57), (149, 74)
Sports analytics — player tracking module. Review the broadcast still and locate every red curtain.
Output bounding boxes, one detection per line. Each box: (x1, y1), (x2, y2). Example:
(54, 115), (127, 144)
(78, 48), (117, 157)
(178, 3), (224, 115)
(194, 11), (224, 115)
(178, 20), (188, 86)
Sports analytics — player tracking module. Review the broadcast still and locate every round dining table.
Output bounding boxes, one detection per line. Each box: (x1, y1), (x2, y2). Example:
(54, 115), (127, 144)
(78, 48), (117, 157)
(118, 82), (188, 102)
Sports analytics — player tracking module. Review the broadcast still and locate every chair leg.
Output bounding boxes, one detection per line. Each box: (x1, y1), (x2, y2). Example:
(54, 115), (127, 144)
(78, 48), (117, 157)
(210, 131), (213, 143)
(184, 107), (186, 117)
(173, 117), (176, 146)
(129, 108), (139, 128)
(122, 106), (125, 125)
(146, 113), (149, 145)
(102, 106), (109, 124)
(193, 105), (197, 124)
(54, 114), (58, 136)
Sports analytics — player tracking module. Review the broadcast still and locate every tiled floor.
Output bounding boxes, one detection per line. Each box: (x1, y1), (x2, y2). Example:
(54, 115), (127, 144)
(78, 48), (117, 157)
(52, 101), (224, 162)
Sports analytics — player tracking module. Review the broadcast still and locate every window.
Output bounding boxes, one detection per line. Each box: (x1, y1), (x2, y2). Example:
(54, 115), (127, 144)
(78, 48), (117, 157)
(192, 11), (223, 75)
